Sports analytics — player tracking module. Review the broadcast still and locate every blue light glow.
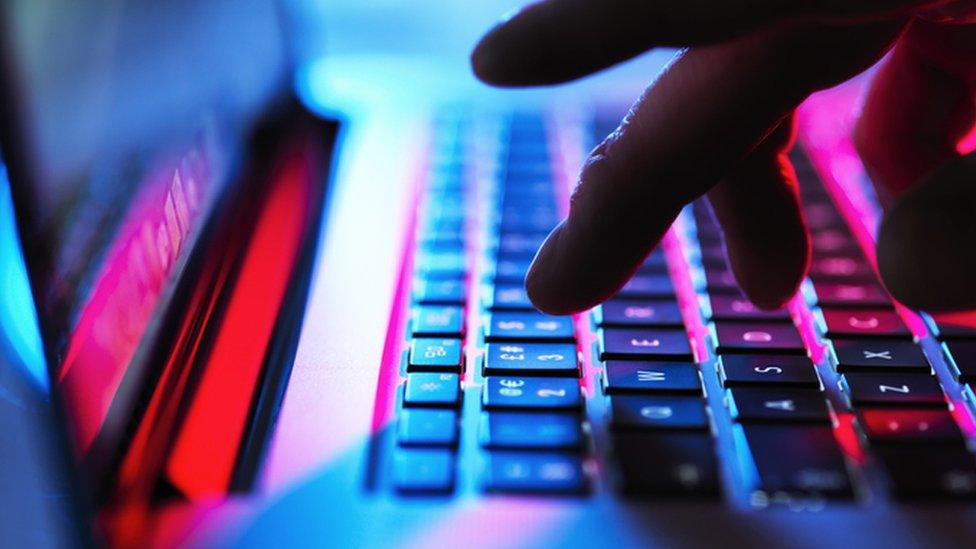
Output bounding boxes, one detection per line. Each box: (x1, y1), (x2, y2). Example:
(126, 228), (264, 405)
(0, 163), (48, 392)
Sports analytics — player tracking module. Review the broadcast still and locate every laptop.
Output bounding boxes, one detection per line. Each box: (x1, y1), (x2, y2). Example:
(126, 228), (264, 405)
(3, 1), (976, 547)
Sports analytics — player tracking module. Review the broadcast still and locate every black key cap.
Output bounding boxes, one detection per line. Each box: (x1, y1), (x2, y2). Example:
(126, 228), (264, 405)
(398, 408), (458, 447)
(392, 448), (455, 494)
(727, 388), (831, 424)
(483, 452), (587, 494)
(482, 377), (581, 410)
(810, 228), (861, 255)
(496, 233), (546, 256)
(819, 308), (910, 339)
(409, 338), (463, 372)
(415, 251), (468, 278)
(616, 274), (675, 298)
(413, 278), (465, 304)
(599, 328), (693, 360)
(809, 255), (874, 281)
(704, 294), (790, 322)
(875, 446), (976, 499)
(492, 258), (531, 282)
(412, 305), (464, 336)
(718, 355), (820, 388)
(829, 339), (929, 372)
(702, 268), (739, 293)
(403, 373), (460, 407)
(804, 203), (847, 231)
(842, 373), (946, 407)
(609, 395), (709, 430)
(480, 412), (582, 450)
(809, 280), (891, 308)
(484, 312), (574, 342)
(741, 424), (853, 498)
(945, 340), (976, 382)
(594, 299), (683, 327)
(488, 283), (534, 310)
(858, 409), (963, 444)
(484, 342), (578, 377)
(613, 432), (720, 496)
(638, 251), (670, 274)
(602, 361), (702, 394)
(931, 316), (976, 340)
(712, 322), (805, 355)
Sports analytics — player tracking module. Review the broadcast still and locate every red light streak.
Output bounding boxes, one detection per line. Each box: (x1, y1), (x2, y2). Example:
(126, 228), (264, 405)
(165, 146), (314, 498)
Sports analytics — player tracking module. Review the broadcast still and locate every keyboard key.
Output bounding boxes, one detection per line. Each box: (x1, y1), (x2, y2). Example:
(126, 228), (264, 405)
(398, 409), (458, 447)
(819, 308), (910, 339)
(829, 339), (929, 373)
(599, 328), (693, 361)
(702, 268), (739, 293)
(842, 373), (946, 407)
(482, 377), (581, 410)
(594, 299), (683, 327)
(809, 280), (891, 308)
(492, 258), (532, 282)
(480, 411), (582, 450)
(602, 361), (702, 394)
(483, 452), (587, 494)
(718, 355), (820, 388)
(415, 251), (467, 278)
(404, 373), (460, 407)
(875, 446), (976, 499)
(484, 342), (578, 376)
(703, 295), (790, 322)
(810, 228), (861, 255)
(484, 312), (574, 341)
(638, 251), (670, 274)
(612, 432), (720, 496)
(727, 388), (831, 424)
(740, 424), (853, 499)
(409, 338), (463, 372)
(496, 233), (546, 256)
(616, 274), (676, 298)
(608, 395), (709, 430)
(712, 322), (805, 355)
(945, 340), (976, 382)
(858, 409), (963, 444)
(392, 448), (455, 494)
(488, 283), (534, 310)
(413, 278), (465, 304)
(412, 305), (464, 336)
(809, 255), (874, 281)
(804, 203), (847, 231)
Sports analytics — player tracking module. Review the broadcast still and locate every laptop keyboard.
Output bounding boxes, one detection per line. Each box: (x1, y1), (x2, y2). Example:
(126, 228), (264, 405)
(383, 112), (976, 505)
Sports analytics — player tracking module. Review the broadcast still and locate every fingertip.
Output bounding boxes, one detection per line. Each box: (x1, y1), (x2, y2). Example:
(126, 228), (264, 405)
(876, 153), (976, 311)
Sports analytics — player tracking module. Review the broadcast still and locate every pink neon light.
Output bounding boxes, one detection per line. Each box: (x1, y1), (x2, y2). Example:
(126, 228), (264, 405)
(369, 130), (432, 435)
(797, 80), (929, 339)
(59, 149), (212, 454)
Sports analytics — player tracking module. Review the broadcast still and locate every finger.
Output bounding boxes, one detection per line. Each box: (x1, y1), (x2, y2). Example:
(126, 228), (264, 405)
(876, 152), (976, 311)
(472, 0), (937, 86)
(854, 20), (976, 202)
(706, 115), (811, 310)
(525, 22), (904, 315)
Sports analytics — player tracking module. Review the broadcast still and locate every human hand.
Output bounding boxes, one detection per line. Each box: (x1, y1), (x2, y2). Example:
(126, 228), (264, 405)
(471, 1), (976, 314)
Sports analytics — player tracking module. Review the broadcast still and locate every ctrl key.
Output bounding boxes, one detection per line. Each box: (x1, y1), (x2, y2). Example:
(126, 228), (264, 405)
(392, 448), (455, 494)
(483, 452), (587, 495)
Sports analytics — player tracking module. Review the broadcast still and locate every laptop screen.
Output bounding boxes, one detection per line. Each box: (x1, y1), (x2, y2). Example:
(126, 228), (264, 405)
(0, 0), (290, 469)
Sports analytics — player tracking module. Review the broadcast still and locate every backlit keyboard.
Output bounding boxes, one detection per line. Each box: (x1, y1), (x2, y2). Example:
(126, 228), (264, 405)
(382, 111), (976, 505)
